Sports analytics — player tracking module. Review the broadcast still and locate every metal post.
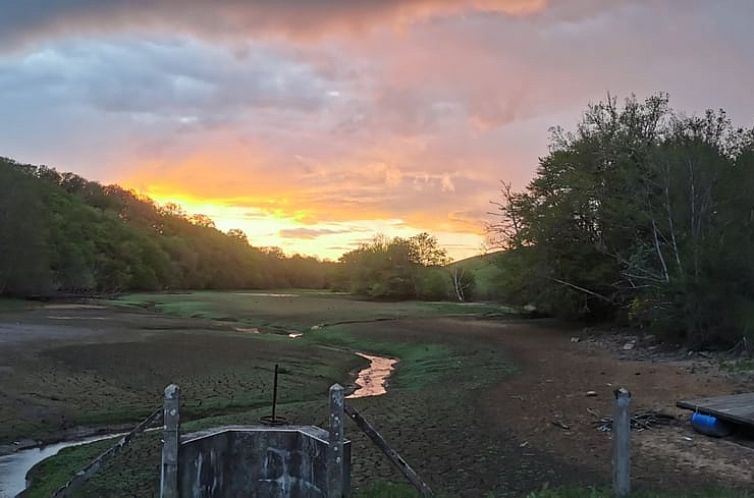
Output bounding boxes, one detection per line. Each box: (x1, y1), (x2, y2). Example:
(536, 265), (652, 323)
(613, 387), (631, 498)
(327, 383), (345, 497)
(161, 384), (180, 498)
(272, 364), (279, 423)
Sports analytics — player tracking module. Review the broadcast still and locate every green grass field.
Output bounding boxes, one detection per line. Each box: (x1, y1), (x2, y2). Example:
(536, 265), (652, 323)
(113, 290), (514, 329)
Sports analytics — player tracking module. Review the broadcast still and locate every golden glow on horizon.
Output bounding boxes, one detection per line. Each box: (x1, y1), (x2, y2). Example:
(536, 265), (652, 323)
(128, 185), (485, 262)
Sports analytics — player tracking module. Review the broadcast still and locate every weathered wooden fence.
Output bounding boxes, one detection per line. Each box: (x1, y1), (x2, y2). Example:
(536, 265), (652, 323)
(51, 406), (163, 497)
(44, 380), (635, 498)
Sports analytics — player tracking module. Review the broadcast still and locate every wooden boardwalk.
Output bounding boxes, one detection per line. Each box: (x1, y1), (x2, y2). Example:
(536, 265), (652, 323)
(677, 393), (754, 427)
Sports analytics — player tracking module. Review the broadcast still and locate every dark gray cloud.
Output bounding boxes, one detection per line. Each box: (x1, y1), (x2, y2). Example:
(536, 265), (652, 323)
(0, 0), (658, 51)
(0, 36), (345, 179)
(0, 1), (514, 47)
(0, 39), (333, 116)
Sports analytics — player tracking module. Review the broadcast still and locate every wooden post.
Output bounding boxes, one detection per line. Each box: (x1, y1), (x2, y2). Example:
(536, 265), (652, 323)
(613, 387), (631, 498)
(328, 383), (346, 497)
(161, 384), (180, 498)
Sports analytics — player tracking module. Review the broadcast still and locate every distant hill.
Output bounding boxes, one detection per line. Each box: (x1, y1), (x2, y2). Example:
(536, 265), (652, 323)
(446, 251), (506, 301)
(447, 251), (504, 269)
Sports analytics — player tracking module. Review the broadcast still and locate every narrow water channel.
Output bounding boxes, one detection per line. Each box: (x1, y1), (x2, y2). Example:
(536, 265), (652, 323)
(0, 433), (122, 498)
(347, 352), (398, 399)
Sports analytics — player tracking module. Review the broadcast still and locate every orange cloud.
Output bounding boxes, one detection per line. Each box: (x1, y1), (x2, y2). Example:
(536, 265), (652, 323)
(118, 133), (490, 261)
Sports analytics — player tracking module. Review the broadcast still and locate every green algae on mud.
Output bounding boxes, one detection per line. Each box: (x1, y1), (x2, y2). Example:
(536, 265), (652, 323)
(19, 292), (519, 497)
(305, 322), (514, 391)
(24, 331), (516, 497)
(0, 304), (363, 445)
(16, 292), (754, 497)
(112, 290), (516, 331)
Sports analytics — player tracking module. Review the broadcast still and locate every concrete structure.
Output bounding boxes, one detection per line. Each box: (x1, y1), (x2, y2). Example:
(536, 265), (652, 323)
(160, 383), (351, 497)
(176, 425), (351, 498)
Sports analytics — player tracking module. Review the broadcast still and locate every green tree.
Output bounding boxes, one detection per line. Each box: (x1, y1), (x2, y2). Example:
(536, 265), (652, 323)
(337, 233), (453, 300)
(491, 94), (754, 346)
(0, 160), (52, 295)
(408, 232), (449, 266)
(0, 156), (337, 297)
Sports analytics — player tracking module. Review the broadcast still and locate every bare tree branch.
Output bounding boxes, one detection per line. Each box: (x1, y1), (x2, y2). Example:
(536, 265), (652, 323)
(651, 217), (670, 282)
(549, 277), (612, 303)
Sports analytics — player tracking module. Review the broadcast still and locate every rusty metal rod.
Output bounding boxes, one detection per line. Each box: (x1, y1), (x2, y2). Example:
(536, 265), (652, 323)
(272, 363), (279, 423)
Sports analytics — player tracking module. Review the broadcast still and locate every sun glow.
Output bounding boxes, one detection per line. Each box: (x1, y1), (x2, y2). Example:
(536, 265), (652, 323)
(126, 185), (484, 261)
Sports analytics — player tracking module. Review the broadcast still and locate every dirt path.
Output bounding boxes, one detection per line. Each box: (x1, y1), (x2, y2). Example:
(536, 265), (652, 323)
(346, 316), (754, 494)
(474, 319), (754, 491)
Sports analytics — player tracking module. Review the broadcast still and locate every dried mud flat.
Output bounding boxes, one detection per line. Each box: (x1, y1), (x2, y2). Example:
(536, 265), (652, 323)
(2, 300), (754, 496)
(322, 317), (753, 496)
(478, 320), (754, 493)
(0, 303), (361, 449)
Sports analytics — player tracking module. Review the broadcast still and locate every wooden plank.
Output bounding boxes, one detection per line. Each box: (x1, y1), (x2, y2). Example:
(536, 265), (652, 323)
(328, 384), (346, 498)
(677, 393), (754, 427)
(343, 403), (434, 497)
(161, 384), (180, 498)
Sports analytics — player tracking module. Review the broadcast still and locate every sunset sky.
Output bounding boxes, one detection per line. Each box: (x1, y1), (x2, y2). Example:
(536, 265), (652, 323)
(1, 1), (753, 260)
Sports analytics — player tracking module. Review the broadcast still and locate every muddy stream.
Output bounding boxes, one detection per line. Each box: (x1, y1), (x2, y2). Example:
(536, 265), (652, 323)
(347, 352), (398, 399)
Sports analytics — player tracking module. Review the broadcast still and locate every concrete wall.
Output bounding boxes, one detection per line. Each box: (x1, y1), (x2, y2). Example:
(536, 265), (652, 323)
(177, 426), (350, 498)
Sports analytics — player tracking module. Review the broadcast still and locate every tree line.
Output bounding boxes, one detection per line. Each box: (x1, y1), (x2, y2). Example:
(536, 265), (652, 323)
(0, 156), (471, 302)
(489, 94), (754, 347)
(0, 157), (334, 296)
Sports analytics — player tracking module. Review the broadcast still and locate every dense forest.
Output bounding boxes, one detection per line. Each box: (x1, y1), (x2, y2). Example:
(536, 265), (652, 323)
(0, 157), (334, 296)
(489, 94), (754, 346)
